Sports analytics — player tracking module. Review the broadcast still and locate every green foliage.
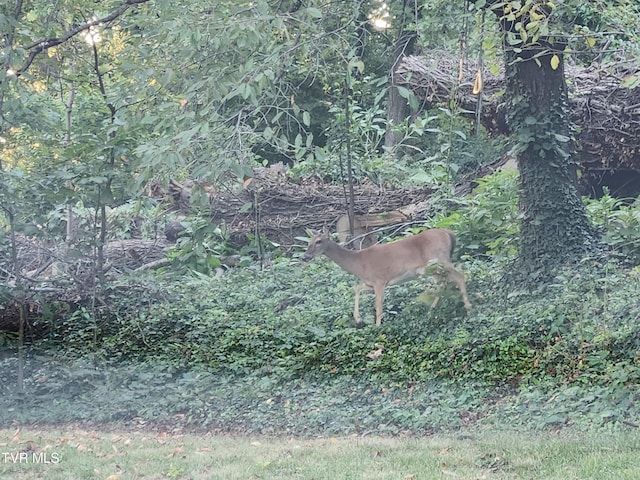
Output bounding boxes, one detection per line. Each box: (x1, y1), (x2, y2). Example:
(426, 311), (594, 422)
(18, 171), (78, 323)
(567, 0), (640, 65)
(585, 192), (640, 263)
(165, 216), (231, 274)
(2, 0), (640, 436)
(402, 109), (506, 181)
(289, 73), (393, 184)
(18, 169), (638, 398)
(290, 103), (504, 187)
(32, 249), (639, 391)
(434, 169), (520, 259)
(5, 173), (640, 432)
(5, 252), (640, 432)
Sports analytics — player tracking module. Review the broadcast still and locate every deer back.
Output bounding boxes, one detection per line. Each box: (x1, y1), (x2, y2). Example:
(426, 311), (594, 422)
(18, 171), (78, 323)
(356, 229), (456, 285)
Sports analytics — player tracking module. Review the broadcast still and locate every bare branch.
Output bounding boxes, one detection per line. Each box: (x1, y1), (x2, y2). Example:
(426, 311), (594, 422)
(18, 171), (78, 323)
(15, 0), (151, 76)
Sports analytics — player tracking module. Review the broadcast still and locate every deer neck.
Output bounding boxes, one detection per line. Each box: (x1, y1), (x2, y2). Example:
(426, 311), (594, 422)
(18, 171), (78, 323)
(323, 239), (366, 278)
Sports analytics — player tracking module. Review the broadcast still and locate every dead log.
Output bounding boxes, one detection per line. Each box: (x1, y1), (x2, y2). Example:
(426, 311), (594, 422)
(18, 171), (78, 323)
(336, 211), (410, 249)
(396, 52), (640, 197)
(164, 166), (441, 250)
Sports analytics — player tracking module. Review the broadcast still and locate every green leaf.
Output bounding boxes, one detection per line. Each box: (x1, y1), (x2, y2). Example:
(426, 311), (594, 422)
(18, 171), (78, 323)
(161, 69), (174, 86)
(453, 130), (467, 140)
(396, 86), (412, 100)
(306, 7), (322, 19)
(349, 59), (365, 74)
(621, 73), (640, 89)
(100, 185), (115, 204)
(482, 38), (494, 50)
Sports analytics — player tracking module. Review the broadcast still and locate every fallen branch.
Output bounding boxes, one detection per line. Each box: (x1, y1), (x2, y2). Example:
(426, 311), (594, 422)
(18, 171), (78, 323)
(135, 258), (172, 272)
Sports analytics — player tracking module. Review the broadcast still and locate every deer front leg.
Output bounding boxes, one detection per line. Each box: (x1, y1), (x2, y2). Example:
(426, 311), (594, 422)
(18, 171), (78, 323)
(373, 283), (385, 326)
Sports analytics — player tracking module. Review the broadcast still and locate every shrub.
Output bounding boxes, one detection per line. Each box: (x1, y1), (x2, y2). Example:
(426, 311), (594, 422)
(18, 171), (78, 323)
(434, 169), (520, 259)
(585, 192), (640, 263)
(34, 250), (639, 393)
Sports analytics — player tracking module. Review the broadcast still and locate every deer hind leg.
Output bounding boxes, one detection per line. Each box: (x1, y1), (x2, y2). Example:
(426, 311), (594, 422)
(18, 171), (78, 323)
(442, 261), (472, 314)
(430, 294), (440, 309)
(353, 283), (373, 324)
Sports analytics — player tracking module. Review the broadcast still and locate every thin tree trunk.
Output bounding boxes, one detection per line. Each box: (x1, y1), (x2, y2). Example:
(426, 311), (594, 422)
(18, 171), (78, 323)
(7, 211), (25, 389)
(344, 72), (356, 236)
(384, 32), (417, 151)
(64, 64), (76, 248)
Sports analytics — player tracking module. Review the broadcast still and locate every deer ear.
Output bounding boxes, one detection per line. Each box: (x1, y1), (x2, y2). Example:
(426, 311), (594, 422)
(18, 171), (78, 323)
(322, 226), (330, 236)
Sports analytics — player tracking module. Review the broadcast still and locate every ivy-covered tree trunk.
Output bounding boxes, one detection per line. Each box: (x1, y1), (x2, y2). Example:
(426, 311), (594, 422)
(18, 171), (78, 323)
(478, 0), (600, 282)
(505, 40), (598, 279)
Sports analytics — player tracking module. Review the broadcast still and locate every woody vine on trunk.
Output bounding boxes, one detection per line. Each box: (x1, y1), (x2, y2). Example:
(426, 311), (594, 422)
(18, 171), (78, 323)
(471, 0), (600, 284)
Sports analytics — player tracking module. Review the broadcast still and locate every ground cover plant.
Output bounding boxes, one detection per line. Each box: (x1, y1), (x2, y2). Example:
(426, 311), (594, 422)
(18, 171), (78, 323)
(2, 171), (640, 435)
(4, 257), (638, 434)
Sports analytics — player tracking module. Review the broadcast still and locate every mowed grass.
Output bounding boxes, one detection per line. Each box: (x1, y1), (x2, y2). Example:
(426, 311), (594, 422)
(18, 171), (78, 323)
(2, 426), (640, 479)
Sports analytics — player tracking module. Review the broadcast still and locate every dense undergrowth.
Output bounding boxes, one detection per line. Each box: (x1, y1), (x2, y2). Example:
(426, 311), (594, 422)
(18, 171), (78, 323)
(2, 254), (639, 434)
(37, 256), (639, 386)
(2, 171), (640, 434)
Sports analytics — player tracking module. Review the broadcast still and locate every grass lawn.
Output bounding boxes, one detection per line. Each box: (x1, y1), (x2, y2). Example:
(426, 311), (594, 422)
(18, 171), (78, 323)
(2, 426), (640, 479)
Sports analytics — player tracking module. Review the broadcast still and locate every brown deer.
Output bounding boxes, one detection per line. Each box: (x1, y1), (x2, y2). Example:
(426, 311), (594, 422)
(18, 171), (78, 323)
(302, 228), (471, 326)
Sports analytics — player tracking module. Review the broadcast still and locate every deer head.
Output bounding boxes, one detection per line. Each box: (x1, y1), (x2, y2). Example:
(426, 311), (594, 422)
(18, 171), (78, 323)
(302, 228), (330, 261)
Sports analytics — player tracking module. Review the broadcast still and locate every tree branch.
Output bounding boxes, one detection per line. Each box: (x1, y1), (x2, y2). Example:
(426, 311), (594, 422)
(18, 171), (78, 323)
(15, 0), (151, 76)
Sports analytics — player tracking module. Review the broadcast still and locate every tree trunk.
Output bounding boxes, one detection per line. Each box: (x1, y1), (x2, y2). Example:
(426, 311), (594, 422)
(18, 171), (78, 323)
(385, 31), (417, 151)
(384, 0), (420, 151)
(500, 14), (599, 280)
